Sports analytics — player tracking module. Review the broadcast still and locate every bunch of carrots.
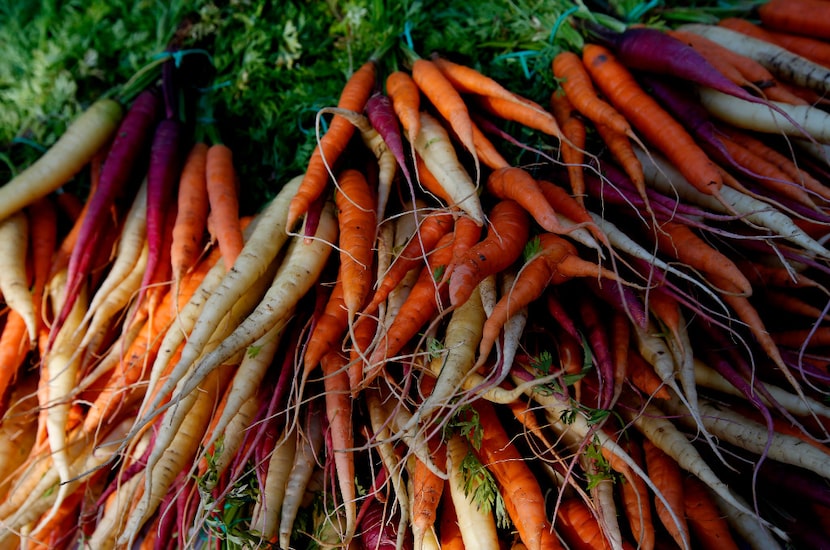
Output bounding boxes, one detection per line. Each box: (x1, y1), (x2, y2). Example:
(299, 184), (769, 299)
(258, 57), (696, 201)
(2, 0), (830, 548)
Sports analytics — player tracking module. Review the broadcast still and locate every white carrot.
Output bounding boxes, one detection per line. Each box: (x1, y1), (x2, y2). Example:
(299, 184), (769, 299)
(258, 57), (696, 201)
(0, 211), (37, 345)
(250, 424), (298, 540)
(445, 433), (500, 550)
(698, 86), (830, 142)
(414, 112), (485, 225)
(279, 406), (325, 550)
(709, 490), (786, 550)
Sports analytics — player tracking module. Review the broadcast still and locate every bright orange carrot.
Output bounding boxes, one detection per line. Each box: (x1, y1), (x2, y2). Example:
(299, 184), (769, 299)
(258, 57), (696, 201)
(171, 141), (210, 286)
(448, 199), (530, 308)
(683, 475), (741, 550)
(486, 166), (573, 234)
(303, 274), (348, 373)
(364, 210), (454, 316)
(205, 143), (244, 269)
(440, 482), (466, 550)
(0, 311), (30, 401)
(550, 91), (588, 202)
(414, 154), (454, 205)
(442, 213), (483, 285)
(654, 220), (753, 296)
(472, 400), (562, 550)
(535, 179), (609, 247)
(642, 438), (690, 550)
(582, 44), (724, 199)
(410, 414), (447, 546)
(555, 498), (612, 550)
(431, 53), (521, 103)
(758, 0), (830, 40)
(471, 116), (511, 170)
(412, 58), (477, 159)
(385, 70), (421, 143)
(553, 50), (635, 138)
(335, 168), (377, 320)
(27, 196), (58, 333)
(287, 59), (377, 229)
(473, 93), (563, 138)
(593, 122), (647, 196)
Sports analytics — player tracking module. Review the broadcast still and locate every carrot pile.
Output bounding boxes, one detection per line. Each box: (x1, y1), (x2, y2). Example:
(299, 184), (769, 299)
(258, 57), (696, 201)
(3, 1), (830, 548)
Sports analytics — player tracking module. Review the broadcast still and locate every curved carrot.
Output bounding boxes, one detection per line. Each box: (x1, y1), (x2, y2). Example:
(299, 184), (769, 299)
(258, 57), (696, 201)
(385, 70), (421, 143)
(335, 168), (377, 320)
(205, 143), (244, 269)
(449, 199), (529, 308)
(581, 44), (724, 199)
(642, 438), (690, 550)
(287, 60), (377, 230)
(171, 141), (210, 287)
(486, 166), (573, 234)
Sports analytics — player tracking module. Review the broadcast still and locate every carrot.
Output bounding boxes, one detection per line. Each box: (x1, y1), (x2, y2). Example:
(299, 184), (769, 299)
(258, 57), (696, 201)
(205, 143), (244, 268)
(250, 424), (297, 541)
(627, 348), (670, 400)
(411, 58), (478, 169)
(409, 437), (446, 550)
(0, 311), (29, 403)
(720, 17), (830, 68)
(0, 211), (36, 345)
(287, 59), (376, 230)
(431, 53), (521, 104)
(364, 209), (454, 316)
(448, 199), (530, 308)
(442, 213), (483, 285)
(535, 179), (609, 250)
(477, 232), (619, 366)
(654, 220), (753, 296)
(618, 438), (655, 550)
(581, 44), (725, 200)
(320, 350), (357, 543)
(682, 474), (741, 550)
(471, 400), (562, 550)
(334, 168), (376, 321)
(26, 196), (58, 334)
(171, 141), (210, 287)
(549, 91), (588, 202)
(365, 92), (412, 220)
(555, 498), (612, 550)
(365, 232), (455, 378)
(473, 93), (563, 138)
(642, 438), (690, 550)
(0, 98), (122, 223)
(303, 274), (348, 373)
(552, 50), (635, 139)
(445, 433), (500, 550)
(486, 166), (578, 235)
(470, 115), (511, 170)
(758, 0), (830, 40)
(385, 70), (421, 143)
(413, 112), (485, 225)
(439, 484), (465, 550)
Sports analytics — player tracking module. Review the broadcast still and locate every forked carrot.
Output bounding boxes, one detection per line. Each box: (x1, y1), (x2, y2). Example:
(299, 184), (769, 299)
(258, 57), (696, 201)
(287, 59), (376, 230)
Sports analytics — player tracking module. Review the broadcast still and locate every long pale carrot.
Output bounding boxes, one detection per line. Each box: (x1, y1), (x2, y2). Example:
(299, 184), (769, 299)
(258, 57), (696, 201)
(0, 211), (37, 346)
(287, 60), (376, 230)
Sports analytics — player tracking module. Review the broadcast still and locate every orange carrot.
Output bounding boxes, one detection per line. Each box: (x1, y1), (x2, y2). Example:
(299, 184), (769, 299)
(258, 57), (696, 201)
(550, 91), (588, 202)
(582, 44), (725, 200)
(758, 0), (830, 41)
(287, 59), (377, 229)
(414, 154), (454, 205)
(471, 116), (511, 170)
(205, 143), (244, 269)
(536, 179), (610, 247)
(27, 196), (58, 333)
(472, 400), (562, 550)
(335, 168), (377, 320)
(410, 425), (447, 546)
(431, 53), (521, 103)
(442, 213), (483, 285)
(0, 311), (30, 401)
(720, 17), (830, 68)
(628, 348), (670, 400)
(448, 199), (530, 308)
(552, 50), (635, 138)
(364, 209), (454, 316)
(486, 166), (574, 234)
(412, 58), (477, 161)
(683, 475), (741, 550)
(171, 141), (210, 286)
(593, 122), (647, 197)
(619, 438), (656, 550)
(654, 220), (753, 296)
(473, 93), (563, 138)
(320, 350), (357, 541)
(642, 438), (690, 550)
(303, 274), (348, 373)
(555, 498), (612, 550)
(440, 482), (465, 550)
(385, 70), (421, 143)
(366, 232), (455, 376)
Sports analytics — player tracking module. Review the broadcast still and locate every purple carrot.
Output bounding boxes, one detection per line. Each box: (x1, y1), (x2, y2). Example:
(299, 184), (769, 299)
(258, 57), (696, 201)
(153, 470), (185, 550)
(757, 459), (830, 508)
(365, 91), (414, 213)
(603, 26), (814, 140)
(358, 495), (412, 550)
(577, 296), (615, 409)
(585, 275), (648, 329)
(546, 290), (581, 341)
(50, 88), (162, 347)
(136, 117), (184, 314)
